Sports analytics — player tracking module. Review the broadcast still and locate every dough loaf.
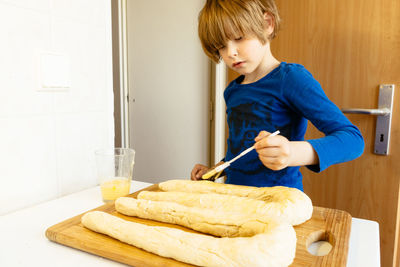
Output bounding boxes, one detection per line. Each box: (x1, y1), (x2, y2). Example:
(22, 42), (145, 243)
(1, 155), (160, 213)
(157, 179), (313, 225)
(139, 190), (309, 226)
(81, 211), (296, 267)
(115, 197), (275, 237)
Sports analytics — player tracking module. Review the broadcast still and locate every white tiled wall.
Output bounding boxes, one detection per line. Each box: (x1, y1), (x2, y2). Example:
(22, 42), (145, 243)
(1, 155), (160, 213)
(0, 0), (114, 215)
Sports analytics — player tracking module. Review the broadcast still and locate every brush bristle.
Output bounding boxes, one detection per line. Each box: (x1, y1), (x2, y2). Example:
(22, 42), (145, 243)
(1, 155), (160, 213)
(201, 169), (216, 179)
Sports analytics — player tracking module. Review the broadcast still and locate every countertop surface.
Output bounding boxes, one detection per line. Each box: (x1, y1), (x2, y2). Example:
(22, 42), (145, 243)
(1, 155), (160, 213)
(0, 181), (380, 267)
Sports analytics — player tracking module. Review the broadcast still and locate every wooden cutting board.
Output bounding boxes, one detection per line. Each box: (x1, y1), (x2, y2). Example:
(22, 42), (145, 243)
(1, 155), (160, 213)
(46, 184), (352, 266)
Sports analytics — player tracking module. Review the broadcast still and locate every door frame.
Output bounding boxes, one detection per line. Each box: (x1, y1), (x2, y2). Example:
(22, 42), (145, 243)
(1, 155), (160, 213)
(112, 0), (129, 148)
(213, 62), (227, 164)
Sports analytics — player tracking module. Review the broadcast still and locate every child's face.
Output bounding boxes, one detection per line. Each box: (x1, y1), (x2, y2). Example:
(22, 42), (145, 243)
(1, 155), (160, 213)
(218, 35), (270, 77)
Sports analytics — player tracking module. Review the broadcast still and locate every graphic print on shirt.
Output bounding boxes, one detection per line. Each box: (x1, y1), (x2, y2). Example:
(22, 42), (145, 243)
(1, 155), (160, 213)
(227, 101), (291, 183)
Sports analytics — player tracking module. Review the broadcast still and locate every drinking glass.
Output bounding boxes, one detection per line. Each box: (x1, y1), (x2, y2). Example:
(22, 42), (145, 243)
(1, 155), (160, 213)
(94, 148), (135, 202)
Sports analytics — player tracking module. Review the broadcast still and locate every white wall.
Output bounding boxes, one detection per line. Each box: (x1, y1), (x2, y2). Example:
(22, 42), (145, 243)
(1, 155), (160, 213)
(127, 0), (210, 183)
(0, 0), (114, 215)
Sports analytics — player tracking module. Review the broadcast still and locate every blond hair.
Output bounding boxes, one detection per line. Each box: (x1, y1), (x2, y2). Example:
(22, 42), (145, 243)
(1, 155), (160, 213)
(198, 0), (281, 63)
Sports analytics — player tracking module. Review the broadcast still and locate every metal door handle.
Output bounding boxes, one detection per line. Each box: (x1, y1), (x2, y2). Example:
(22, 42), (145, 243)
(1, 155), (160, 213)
(341, 84), (394, 155)
(341, 108), (390, 116)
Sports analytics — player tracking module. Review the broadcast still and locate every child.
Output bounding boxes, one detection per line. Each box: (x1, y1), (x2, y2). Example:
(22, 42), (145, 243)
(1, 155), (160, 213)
(190, 0), (364, 191)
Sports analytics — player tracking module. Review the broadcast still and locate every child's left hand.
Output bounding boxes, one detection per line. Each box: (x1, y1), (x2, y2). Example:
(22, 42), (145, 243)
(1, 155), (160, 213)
(254, 131), (291, 171)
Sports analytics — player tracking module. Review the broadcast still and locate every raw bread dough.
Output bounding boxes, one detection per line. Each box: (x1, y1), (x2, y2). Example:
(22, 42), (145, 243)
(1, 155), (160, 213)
(115, 197), (275, 237)
(157, 180), (313, 225)
(81, 211), (296, 267)
(138, 190), (310, 226)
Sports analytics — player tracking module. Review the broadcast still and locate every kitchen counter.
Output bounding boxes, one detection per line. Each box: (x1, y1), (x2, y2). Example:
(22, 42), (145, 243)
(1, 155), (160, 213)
(0, 181), (380, 267)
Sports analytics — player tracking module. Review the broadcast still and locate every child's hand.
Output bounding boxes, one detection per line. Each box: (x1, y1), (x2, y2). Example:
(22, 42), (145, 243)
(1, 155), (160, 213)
(191, 164), (210, 180)
(254, 131), (291, 171)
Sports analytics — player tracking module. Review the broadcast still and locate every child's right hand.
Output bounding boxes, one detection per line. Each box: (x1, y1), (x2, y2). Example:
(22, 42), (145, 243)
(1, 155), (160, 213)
(190, 164), (210, 180)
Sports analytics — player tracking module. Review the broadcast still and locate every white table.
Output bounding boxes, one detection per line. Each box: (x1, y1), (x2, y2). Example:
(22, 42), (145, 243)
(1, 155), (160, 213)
(0, 181), (380, 267)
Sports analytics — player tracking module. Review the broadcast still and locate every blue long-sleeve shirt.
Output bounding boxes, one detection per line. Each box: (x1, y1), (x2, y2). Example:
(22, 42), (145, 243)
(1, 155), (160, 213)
(223, 62), (364, 191)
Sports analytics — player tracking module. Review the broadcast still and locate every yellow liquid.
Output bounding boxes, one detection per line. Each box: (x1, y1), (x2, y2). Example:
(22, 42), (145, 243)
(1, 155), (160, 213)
(100, 178), (130, 202)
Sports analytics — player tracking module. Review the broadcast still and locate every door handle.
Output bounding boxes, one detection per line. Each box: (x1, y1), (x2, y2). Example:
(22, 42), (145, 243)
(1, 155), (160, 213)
(341, 84), (395, 155)
(341, 108), (390, 116)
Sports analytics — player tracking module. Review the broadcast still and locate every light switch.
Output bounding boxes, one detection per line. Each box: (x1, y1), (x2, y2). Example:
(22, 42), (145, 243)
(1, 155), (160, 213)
(39, 52), (71, 91)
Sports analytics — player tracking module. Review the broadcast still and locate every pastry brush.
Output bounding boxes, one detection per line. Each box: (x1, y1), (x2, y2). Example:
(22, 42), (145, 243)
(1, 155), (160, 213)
(201, 130), (280, 180)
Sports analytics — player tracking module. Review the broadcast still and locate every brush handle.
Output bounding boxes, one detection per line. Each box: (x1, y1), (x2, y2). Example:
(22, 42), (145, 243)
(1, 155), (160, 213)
(221, 130), (280, 170)
(227, 130), (280, 165)
(227, 146), (255, 164)
(203, 130), (280, 177)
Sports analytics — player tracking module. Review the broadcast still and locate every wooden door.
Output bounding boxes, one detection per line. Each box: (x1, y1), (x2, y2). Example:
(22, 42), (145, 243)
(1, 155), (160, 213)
(273, 1), (399, 266)
(227, 0), (399, 265)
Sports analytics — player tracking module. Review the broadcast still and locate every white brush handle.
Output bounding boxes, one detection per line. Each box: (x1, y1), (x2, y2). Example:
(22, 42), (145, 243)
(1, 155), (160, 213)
(215, 162), (230, 172)
(215, 130), (280, 172)
(228, 146), (255, 164)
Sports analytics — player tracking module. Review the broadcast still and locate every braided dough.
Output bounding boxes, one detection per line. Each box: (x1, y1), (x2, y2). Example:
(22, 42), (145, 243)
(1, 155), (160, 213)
(82, 211), (296, 267)
(156, 180), (313, 225)
(115, 197), (274, 237)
